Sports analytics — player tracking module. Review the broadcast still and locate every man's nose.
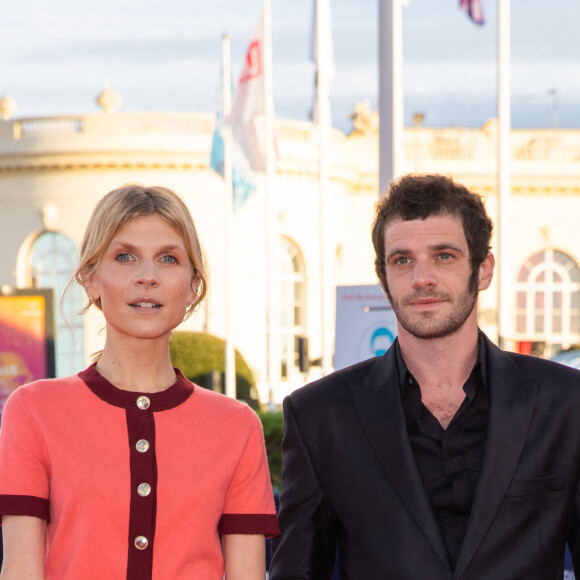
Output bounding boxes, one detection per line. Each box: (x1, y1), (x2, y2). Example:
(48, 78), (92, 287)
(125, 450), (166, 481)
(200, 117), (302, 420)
(411, 260), (436, 288)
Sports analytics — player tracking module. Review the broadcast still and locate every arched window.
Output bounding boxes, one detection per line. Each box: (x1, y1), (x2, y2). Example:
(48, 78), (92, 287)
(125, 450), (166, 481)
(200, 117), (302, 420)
(277, 238), (306, 380)
(515, 249), (580, 349)
(27, 231), (85, 377)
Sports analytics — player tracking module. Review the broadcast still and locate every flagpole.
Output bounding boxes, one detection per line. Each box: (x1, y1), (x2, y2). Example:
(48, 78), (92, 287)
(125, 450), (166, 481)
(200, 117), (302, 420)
(263, 0), (277, 403)
(378, 0), (404, 196)
(315, 0), (334, 376)
(222, 33), (236, 398)
(497, 0), (511, 349)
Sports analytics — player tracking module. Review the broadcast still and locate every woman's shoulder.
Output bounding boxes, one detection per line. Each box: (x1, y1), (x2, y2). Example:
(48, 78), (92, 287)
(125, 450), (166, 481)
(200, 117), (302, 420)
(190, 384), (258, 422)
(10, 374), (86, 405)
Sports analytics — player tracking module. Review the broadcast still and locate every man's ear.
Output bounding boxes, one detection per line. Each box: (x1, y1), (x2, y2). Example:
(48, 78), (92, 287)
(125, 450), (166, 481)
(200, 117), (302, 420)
(477, 252), (495, 291)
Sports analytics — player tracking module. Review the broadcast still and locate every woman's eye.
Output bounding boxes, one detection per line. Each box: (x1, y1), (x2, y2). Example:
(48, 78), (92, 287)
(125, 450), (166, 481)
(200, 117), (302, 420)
(115, 253), (133, 262)
(160, 255), (178, 264)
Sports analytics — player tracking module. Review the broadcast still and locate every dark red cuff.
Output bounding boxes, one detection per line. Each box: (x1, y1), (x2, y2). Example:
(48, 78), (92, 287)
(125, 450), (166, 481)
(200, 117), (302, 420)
(218, 513), (280, 538)
(0, 494), (50, 523)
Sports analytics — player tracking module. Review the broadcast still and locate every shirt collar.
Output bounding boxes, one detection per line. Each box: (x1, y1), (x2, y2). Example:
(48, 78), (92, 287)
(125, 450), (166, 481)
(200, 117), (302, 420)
(396, 330), (489, 396)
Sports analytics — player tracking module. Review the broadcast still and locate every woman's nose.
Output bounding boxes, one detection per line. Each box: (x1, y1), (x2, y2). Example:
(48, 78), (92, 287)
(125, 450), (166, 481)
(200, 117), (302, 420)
(135, 261), (159, 286)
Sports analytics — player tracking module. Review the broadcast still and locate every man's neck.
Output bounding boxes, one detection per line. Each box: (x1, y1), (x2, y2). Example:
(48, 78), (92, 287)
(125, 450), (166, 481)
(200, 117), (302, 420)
(398, 319), (480, 395)
(398, 320), (480, 429)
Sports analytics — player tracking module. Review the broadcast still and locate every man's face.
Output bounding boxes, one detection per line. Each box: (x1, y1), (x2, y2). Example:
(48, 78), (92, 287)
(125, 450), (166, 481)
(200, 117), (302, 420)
(382, 215), (492, 340)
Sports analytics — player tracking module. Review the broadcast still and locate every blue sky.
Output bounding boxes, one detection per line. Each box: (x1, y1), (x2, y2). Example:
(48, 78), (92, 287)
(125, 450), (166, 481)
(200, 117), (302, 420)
(1, 0), (578, 133)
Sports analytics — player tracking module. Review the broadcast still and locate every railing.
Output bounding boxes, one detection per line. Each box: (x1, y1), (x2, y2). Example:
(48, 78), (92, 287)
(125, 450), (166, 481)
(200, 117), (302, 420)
(14, 118), (84, 139)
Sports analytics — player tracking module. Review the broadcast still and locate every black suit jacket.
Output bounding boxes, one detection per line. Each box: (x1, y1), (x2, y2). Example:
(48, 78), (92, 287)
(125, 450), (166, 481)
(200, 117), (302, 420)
(270, 335), (580, 579)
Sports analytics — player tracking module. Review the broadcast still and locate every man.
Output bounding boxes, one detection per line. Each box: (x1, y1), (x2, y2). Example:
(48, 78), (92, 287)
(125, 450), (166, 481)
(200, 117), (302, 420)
(270, 174), (580, 579)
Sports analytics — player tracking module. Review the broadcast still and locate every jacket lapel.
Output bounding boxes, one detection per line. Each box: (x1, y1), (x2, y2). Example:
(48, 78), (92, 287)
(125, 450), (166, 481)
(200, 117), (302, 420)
(350, 347), (452, 571)
(454, 337), (538, 578)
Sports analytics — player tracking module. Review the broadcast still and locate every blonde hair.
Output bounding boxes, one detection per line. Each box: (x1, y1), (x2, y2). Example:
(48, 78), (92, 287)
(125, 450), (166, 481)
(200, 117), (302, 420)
(74, 184), (207, 318)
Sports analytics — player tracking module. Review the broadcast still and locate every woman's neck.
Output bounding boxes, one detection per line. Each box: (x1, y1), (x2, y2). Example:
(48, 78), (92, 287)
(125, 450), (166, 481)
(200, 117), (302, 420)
(95, 338), (176, 393)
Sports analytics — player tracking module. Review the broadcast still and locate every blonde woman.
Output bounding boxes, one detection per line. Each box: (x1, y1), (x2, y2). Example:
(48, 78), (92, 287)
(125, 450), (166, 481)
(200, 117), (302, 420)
(0, 185), (279, 579)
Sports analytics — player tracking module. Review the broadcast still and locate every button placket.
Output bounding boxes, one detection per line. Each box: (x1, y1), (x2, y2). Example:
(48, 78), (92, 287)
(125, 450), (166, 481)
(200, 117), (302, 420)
(126, 400), (157, 577)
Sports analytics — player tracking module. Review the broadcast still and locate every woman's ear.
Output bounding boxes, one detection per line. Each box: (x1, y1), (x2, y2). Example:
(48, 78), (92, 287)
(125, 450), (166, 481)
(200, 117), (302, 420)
(187, 278), (199, 308)
(82, 272), (100, 306)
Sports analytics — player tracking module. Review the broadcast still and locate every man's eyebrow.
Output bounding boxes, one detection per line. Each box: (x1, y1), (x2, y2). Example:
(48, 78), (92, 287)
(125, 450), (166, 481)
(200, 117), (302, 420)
(431, 243), (465, 254)
(386, 243), (465, 261)
(386, 246), (410, 261)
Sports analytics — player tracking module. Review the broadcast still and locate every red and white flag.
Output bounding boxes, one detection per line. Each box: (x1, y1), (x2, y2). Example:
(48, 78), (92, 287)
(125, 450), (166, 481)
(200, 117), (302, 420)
(227, 11), (268, 171)
(460, 0), (485, 25)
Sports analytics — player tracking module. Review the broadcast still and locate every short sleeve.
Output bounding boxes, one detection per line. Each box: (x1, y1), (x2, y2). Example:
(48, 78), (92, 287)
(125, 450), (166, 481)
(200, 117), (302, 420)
(0, 388), (51, 522)
(218, 408), (280, 538)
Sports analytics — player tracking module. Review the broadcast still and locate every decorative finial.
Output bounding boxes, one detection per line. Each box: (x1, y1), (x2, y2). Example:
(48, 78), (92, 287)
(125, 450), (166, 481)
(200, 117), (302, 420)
(349, 100), (379, 135)
(96, 81), (122, 113)
(0, 95), (17, 120)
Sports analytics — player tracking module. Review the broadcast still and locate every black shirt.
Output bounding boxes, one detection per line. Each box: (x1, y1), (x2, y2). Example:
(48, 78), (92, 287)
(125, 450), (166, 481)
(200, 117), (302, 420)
(396, 334), (490, 569)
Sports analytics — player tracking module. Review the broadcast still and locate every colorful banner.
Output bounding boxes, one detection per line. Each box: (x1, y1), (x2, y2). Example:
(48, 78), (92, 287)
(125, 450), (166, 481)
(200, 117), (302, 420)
(0, 290), (55, 419)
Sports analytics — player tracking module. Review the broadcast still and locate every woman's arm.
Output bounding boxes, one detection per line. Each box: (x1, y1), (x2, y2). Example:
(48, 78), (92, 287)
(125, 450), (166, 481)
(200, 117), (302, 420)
(222, 534), (266, 580)
(0, 515), (47, 580)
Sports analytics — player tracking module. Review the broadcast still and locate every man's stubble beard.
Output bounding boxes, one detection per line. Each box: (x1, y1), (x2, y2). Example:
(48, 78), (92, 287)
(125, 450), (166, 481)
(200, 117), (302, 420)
(383, 268), (479, 340)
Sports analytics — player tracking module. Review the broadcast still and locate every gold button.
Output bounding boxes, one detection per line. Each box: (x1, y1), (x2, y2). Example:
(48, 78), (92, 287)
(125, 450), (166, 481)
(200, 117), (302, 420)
(136, 396), (150, 410)
(136, 439), (150, 453)
(134, 536), (148, 550)
(138, 483), (152, 497)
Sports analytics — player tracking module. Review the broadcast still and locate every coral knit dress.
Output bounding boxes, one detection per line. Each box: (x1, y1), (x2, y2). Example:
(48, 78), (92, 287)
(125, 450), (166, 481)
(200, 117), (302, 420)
(0, 365), (280, 579)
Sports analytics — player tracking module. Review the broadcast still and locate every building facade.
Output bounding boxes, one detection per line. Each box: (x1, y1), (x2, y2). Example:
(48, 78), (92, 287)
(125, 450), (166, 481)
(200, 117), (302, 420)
(1, 95), (579, 404)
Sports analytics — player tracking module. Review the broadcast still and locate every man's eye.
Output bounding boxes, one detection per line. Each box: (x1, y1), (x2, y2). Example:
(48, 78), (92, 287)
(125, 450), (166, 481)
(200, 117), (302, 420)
(438, 253), (453, 261)
(160, 255), (178, 264)
(395, 257), (411, 265)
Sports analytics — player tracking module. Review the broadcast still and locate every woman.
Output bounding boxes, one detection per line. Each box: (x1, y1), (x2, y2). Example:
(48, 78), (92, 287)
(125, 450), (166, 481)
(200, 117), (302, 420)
(0, 184), (279, 579)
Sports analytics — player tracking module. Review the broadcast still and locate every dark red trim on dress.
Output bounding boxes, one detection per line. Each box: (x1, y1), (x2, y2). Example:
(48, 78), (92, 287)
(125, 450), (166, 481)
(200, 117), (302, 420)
(125, 407), (157, 580)
(78, 364), (194, 411)
(0, 494), (50, 523)
(218, 513), (281, 538)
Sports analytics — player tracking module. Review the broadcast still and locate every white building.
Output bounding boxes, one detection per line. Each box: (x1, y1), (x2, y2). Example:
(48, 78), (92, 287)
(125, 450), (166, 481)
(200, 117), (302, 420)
(1, 93), (579, 404)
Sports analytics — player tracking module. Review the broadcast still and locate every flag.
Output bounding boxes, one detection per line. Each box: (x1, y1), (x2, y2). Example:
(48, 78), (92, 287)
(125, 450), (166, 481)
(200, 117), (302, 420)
(227, 11), (268, 173)
(460, 0), (484, 25)
(210, 71), (256, 211)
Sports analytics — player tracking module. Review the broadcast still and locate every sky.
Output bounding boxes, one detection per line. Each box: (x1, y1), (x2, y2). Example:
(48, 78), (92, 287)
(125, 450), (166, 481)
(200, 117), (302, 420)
(1, 0), (578, 134)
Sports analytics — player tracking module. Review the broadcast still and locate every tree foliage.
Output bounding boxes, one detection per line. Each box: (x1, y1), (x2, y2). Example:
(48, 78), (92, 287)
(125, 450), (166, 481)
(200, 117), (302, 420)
(169, 331), (259, 410)
(258, 410), (284, 492)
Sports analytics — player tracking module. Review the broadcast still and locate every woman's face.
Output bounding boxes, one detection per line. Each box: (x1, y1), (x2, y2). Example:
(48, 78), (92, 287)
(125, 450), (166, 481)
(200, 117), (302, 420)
(84, 214), (196, 344)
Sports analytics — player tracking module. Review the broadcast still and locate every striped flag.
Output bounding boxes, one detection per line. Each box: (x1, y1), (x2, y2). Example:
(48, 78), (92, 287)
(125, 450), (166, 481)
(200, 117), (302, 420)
(460, 0), (484, 25)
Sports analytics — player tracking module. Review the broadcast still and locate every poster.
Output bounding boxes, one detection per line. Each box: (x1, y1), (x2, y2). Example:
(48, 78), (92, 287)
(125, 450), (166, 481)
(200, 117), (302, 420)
(0, 289), (55, 419)
(334, 284), (397, 371)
